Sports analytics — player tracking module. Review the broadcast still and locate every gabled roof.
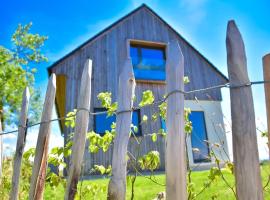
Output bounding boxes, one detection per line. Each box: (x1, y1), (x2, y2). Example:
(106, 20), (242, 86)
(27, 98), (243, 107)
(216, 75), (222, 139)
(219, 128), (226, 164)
(47, 4), (228, 81)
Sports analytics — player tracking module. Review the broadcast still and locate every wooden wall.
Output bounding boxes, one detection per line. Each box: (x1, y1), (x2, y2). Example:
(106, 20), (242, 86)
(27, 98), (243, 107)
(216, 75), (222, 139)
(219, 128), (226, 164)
(50, 7), (227, 174)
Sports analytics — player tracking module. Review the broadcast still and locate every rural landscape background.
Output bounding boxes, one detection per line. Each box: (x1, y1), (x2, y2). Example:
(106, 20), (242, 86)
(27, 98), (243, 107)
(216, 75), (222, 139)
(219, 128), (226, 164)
(1, 0), (270, 199)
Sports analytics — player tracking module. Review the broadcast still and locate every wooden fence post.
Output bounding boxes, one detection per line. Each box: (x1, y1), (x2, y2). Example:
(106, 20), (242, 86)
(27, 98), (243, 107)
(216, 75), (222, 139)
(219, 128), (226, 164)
(108, 58), (136, 200)
(10, 87), (30, 200)
(64, 59), (92, 200)
(263, 53), (270, 160)
(29, 74), (56, 200)
(226, 20), (263, 200)
(165, 40), (186, 200)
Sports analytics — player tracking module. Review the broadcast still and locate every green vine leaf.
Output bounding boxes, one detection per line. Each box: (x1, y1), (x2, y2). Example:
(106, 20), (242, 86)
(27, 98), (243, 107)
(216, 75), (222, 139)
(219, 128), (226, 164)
(139, 90), (155, 107)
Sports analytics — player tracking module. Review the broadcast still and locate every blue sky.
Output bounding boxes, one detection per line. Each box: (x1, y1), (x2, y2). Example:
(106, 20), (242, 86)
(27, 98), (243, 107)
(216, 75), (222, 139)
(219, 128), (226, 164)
(1, 0), (270, 158)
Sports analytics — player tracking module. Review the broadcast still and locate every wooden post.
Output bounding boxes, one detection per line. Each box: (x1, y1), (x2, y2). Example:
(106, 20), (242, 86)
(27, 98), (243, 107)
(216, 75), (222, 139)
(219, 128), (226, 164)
(226, 20), (263, 200)
(108, 58), (136, 200)
(263, 54), (270, 160)
(64, 59), (92, 200)
(165, 40), (186, 200)
(10, 87), (30, 200)
(29, 74), (56, 200)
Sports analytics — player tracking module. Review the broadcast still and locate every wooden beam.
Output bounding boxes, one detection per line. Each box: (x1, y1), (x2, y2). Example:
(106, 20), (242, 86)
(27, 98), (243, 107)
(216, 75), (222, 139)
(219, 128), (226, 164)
(263, 53), (270, 160)
(29, 74), (56, 200)
(226, 20), (263, 200)
(108, 58), (136, 200)
(165, 40), (186, 200)
(10, 87), (30, 200)
(64, 59), (92, 200)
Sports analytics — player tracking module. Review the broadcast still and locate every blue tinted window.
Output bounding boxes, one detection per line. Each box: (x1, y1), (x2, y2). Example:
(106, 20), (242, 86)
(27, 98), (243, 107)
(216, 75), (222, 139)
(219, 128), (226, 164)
(160, 111), (210, 163)
(94, 108), (141, 136)
(189, 112), (210, 163)
(130, 45), (166, 80)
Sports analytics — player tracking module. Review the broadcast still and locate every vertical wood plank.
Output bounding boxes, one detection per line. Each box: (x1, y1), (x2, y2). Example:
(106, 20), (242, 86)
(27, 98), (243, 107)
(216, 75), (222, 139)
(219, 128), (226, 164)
(226, 20), (263, 200)
(10, 87), (30, 200)
(108, 58), (136, 200)
(263, 53), (270, 159)
(165, 40), (186, 200)
(29, 74), (56, 200)
(64, 59), (92, 200)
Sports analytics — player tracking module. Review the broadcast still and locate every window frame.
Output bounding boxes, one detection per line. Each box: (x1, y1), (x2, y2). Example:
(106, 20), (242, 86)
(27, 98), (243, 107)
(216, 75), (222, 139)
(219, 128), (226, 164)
(160, 111), (211, 163)
(189, 111), (211, 163)
(128, 39), (167, 83)
(93, 107), (142, 137)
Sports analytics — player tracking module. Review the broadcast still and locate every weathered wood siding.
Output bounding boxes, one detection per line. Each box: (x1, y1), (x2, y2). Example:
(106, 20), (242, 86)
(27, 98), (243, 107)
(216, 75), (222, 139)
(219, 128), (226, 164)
(50, 7), (227, 173)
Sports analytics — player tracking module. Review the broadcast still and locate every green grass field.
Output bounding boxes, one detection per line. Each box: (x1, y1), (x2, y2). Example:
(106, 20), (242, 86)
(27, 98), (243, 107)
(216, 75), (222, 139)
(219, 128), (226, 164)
(44, 164), (270, 200)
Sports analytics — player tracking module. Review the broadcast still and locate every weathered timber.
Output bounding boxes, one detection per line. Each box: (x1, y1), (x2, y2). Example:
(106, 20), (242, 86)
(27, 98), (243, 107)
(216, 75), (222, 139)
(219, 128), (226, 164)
(64, 59), (92, 200)
(108, 58), (136, 200)
(226, 20), (263, 200)
(29, 74), (56, 200)
(263, 53), (270, 160)
(49, 6), (228, 173)
(165, 40), (186, 200)
(10, 87), (30, 200)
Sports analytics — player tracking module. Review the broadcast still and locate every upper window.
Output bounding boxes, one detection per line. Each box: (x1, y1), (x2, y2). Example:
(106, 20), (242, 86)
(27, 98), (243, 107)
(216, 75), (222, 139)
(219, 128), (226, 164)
(189, 111), (210, 163)
(130, 44), (166, 81)
(94, 108), (141, 136)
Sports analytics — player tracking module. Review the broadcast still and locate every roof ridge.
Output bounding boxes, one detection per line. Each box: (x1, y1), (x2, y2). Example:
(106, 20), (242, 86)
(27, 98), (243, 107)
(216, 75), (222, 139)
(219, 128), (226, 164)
(47, 3), (228, 81)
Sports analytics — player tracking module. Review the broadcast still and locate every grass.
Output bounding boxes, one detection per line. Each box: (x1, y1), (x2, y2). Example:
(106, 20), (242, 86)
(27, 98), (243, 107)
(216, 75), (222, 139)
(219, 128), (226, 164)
(44, 164), (270, 200)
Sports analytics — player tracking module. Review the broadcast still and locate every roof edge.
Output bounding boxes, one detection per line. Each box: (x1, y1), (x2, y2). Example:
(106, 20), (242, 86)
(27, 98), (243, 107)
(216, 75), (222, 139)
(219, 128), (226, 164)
(47, 3), (228, 82)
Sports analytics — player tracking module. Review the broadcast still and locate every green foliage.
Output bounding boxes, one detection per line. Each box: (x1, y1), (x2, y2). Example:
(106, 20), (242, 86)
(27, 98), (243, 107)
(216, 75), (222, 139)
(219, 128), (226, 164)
(64, 109), (77, 128)
(93, 165), (112, 175)
(87, 129), (115, 153)
(158, 102), (167, 120)
(0, 22), (47, 124)
(151, 133), (157, 142)
(97, 92), (118, 116)
(142, 114), (148, 123)
(75, 182), (106, 200)
(183, 76), (190, 84)
(184, 108), (192, 135)
(139, 90), (155, 107)
(138, 151), (160, 171)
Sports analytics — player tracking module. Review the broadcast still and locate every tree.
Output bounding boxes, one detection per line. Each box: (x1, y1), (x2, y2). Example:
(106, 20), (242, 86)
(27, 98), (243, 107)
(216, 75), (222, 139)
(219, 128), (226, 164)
(0, 22), (48, 176)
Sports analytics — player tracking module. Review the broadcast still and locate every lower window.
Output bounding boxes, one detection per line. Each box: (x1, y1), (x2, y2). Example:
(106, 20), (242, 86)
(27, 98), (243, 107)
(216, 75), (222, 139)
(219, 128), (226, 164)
(94, 108), (141, 136)
(189, 111), (210, 163)
(160, 111), (210, 163)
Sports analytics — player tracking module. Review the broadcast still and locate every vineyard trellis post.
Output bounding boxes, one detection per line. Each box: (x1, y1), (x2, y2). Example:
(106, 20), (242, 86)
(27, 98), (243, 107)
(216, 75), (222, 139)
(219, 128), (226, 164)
(263, 53), (270, 160)
(226, 20), (263, 199)
(29, 74), (56, 200)
(65, 59), (92, 200)
(10, 87), (30, 200)
(165, 40), (186, 200)
(108, 58), (136, 200)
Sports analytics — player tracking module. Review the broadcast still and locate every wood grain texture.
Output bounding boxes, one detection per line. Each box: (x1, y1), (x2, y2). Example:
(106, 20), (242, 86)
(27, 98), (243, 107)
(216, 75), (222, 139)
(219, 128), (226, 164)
(10, 88), (30, 200)
(29, 74), (56, 200)
(263, 53), (270, 160)
(226, 20), (263, 200)
(64, 59), (92, 200)
(50, 7), (227, 173)
(165, 40), (186, 200)
(108, 58), (136, 200)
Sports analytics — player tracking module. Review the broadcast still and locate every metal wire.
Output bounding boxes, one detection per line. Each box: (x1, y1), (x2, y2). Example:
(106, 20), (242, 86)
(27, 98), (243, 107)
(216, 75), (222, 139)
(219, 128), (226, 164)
(0, 80), (269, 136)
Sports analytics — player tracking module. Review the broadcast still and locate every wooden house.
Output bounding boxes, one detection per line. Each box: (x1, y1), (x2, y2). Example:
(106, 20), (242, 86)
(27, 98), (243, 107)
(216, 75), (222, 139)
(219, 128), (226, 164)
(48, 4), (229, 174)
